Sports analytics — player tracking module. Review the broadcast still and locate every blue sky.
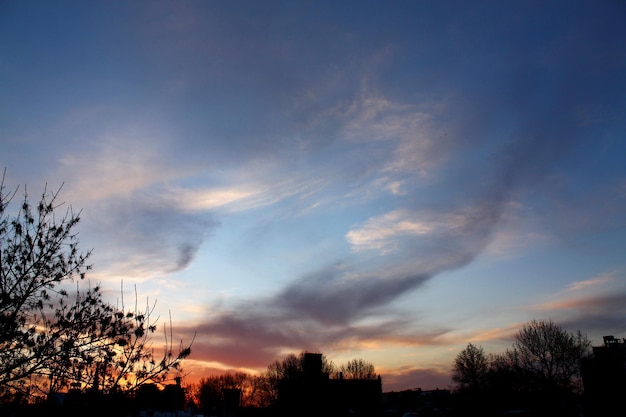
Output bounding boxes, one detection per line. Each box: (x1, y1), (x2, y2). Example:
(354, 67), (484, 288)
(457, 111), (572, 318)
(1, 1), (625, 390)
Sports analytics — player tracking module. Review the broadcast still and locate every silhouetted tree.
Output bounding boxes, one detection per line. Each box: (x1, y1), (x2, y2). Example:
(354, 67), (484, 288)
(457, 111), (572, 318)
(452, 343), (488, 391)
(0, 176), (192, 402)
(0, 179), (92, 400)
(56, 287), (193, 395)
(193, 374), (230, 415)
(339, 358), (376, 380)
(262, 352), (335, 405)
(511, 319), (590, 393)
(266, 353), (301, 384)
(487, 350), (527, 393)
(191, 372), (268, 414)
(37, 284), (122, 396)
(450, 320), (592, 415)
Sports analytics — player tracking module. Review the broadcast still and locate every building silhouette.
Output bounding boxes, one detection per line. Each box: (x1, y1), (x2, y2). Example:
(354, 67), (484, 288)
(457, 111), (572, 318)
(582, 335), (626, 416)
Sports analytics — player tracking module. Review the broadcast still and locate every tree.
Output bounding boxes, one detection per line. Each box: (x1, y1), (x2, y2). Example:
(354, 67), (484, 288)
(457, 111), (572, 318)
(338, 358), (376, 380)
(262, 352), (335, 405)
(0, 179), (92, 399)
(190, 372), (269, 414)
(511, 319), (590, 392)
(0, 176), (191, 401)
(52, 286), (193, 396)
(452, 343), (489, 391)
(266, 353), (302, 384)
(37, 283), (121, 397)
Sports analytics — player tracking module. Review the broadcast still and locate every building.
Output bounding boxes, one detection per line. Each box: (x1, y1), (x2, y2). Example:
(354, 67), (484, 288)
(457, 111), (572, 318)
(581, 335), (626, 416)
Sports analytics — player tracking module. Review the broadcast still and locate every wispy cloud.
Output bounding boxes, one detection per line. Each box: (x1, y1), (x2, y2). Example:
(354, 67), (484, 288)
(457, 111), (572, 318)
(535, 293), (626, 314)
(566, 273), (615, 292)
(346, 208), (483, 254)
(527, 289), (626, 339)
(58, 135), (180, 204)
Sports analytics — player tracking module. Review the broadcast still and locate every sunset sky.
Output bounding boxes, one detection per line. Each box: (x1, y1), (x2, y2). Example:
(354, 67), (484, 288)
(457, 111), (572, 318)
(1, 1), (625, 391)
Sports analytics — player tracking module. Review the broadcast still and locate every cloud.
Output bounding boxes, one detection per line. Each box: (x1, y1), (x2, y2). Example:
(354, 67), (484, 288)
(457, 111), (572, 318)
(277, 267), (431, 326)
(168, 174), (323, 215)
(535, 293), (626, 314)
(453, 326), (519, 346)
(566, 274), (615, 292)
(84, 190), (218, 280)
(561, 301), (626, 341)
(179, 305), (450, 372)
(173, 187), (258, 211)
(346, 208), (488, 254)
(530, 291), (626, 339)
(58, 134), (181, 204)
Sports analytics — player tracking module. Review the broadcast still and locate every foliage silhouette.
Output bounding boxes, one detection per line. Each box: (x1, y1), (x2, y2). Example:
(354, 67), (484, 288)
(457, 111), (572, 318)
(451, 319), (591, 415)
(338, 358), (377, 380)
(0, 175), (192, 402)
(451, 342), (488, 391)
(512, 319), (590, 393)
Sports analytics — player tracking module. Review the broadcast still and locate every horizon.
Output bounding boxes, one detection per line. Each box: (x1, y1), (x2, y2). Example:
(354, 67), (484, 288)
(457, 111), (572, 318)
(1, 0), (625, 392)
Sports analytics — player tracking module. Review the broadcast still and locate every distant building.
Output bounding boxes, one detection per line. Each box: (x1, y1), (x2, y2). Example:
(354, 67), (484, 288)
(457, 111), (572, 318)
(278, 352), (383, 417)
(382, 388), (451, 416)
(581, 335), (626, 416)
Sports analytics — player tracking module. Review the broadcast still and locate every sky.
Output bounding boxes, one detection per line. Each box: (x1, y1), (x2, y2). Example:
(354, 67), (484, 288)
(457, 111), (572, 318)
(1, 0), (625, 391)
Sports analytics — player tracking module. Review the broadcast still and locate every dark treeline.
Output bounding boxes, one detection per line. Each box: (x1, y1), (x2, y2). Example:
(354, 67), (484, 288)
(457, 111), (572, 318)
(449, 319), (611, 417)
(186, 352), (379, 415)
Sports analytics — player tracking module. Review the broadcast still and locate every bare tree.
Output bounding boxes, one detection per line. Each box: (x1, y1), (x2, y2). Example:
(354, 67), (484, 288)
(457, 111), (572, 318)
(452, 343), (489, 391)
(97, 287), (192, 394)
(511, 319), (590, 392)
(190, 371), (267, 414)
(338, 358), (376, 380)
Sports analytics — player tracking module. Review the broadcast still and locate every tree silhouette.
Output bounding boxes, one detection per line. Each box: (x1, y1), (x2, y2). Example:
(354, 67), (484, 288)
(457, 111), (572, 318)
(452, 343), (488, 391)
(263, 352), (335, 405)
(190, 371), (268, 414)
(52, 286), (193, 396)
(512, 319), (590, 393)
(451, 320), (592, 415)
(338, 358), (376, 380)
(0, 179), (92, 399)
(0, 176), (192, 402)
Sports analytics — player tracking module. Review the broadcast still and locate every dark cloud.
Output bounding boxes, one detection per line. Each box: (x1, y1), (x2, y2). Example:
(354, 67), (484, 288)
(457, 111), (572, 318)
(85, 191), (218, 277)
(178, 298), (452, 370)
(277, 266), (430, 325)
(558, 293), (626, 339)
